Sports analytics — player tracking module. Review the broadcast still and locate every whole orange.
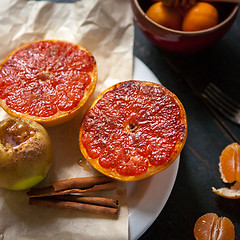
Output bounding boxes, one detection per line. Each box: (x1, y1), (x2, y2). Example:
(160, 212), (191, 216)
(182, 2), (219, 31)
(146, 2), (183, 31)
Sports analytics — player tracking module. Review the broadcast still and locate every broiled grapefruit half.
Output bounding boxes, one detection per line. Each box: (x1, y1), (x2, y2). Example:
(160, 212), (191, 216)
(79, 80), (187, 182)
(0, 40), (97, 126)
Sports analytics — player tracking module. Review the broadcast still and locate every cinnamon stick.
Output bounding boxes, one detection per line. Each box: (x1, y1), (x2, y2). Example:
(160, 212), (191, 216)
(29, 197), (118, 216)
(27, 176), (120, 217)
(27, 182), (117, 198)
(55, 195), (118, 208)
(52, 176), (114, 191)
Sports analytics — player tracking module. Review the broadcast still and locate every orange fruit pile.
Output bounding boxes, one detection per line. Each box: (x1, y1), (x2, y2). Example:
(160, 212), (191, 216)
(146, 1), (219, 32)
(194, 213), (235, 240)
(0, 40), (97, 126)
(79, 80), (187, 181)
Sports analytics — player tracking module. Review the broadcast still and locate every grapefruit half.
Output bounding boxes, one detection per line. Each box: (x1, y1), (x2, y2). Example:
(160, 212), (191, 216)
(0, 40), (97, 126)
(79, 80), (187, 181)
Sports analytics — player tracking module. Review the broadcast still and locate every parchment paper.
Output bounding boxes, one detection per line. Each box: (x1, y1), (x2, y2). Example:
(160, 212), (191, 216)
(0, 0), (134, 239)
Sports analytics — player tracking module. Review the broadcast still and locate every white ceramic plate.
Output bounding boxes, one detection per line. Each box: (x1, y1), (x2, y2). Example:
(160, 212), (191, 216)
(127, 57), (180, 240)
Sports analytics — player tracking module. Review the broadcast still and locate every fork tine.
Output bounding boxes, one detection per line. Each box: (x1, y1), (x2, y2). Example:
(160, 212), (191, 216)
(207, 83), (240, 111)
(201, 92), (238, 121)
(201, 83), (240, 124)
(203, 87), (238, 116)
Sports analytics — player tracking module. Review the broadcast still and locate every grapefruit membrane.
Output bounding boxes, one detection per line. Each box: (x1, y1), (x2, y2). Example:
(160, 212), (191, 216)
(0, 40), (97, 126)
(79, 80), (187, 182)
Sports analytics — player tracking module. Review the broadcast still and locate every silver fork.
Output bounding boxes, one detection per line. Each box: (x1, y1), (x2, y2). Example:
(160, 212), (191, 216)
(201, 83), (240, 125)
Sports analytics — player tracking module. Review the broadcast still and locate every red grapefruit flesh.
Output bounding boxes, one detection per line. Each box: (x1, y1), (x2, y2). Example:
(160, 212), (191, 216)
(0, 40), (97, 126)
(79, 80), (187, 181)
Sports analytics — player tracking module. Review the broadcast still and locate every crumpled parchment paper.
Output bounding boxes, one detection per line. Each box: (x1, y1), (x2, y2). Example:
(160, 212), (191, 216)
(0, 0), (134, 239)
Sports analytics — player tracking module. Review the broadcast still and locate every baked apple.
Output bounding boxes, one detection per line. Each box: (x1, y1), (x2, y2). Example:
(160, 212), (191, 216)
(0, 117), (52, 190)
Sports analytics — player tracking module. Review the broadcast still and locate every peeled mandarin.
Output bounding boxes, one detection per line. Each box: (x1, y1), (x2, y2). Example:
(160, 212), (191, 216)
(219, 142), (240, 183)
(194, 213), (235, 240)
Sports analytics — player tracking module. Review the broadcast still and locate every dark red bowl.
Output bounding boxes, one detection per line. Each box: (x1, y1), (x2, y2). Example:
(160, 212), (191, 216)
(131, 0), (239, 54)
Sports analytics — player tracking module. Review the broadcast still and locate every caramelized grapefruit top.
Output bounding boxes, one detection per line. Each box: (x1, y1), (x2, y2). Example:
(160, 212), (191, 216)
(0, 40), (97, 126)
(79, 80), (187, 181)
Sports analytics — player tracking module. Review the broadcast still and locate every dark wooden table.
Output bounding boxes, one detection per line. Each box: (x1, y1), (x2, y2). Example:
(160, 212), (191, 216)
(135, 11), (240, 240)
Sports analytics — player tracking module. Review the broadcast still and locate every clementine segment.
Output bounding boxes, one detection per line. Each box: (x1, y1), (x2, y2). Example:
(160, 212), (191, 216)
(79, 80), (187, 182)
(0, 40), (97, 126)
(194, 213), (235, 240)
(219, 142), (240, 183)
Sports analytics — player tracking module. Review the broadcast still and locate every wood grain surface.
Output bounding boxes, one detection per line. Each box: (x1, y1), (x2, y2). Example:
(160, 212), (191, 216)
(135, 13), (240, 240)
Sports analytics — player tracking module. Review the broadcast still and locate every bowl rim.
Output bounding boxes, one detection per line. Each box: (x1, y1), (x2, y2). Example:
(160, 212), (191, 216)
(133, 0), (239, 35)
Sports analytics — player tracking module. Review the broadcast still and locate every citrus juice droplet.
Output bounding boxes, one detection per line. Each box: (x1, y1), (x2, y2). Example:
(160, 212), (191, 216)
(78, 158), (91, 172)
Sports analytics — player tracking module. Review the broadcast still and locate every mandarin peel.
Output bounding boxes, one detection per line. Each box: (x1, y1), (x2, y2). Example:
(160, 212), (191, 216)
(79, 80), (187, 182)
(0, 40), (97, 127)
(212, 182), (240, 199)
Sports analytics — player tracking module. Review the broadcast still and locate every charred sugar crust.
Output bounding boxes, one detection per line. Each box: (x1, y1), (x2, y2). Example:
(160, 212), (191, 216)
(80, 80), (187, 182)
